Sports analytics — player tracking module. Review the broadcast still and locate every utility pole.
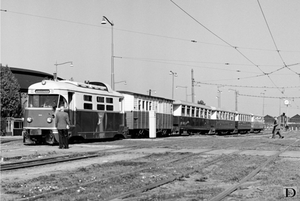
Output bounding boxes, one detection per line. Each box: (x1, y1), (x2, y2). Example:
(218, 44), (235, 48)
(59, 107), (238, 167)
(229, 89), (238, 111)
(191, 69), (195, 103)
(170, 71), (177, 99)
(217, 86), (222, 108)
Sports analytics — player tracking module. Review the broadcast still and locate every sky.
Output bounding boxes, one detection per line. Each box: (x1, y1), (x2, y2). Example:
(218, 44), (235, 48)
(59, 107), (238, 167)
(1, 0), (300, 117)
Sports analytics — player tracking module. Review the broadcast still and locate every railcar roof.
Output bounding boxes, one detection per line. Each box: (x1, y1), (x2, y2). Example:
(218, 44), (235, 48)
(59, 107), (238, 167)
(28, 80), (123, 97)
(173, 100), (212, 109)
(210, 106), (237, 113)
(118, 91), (174, 102)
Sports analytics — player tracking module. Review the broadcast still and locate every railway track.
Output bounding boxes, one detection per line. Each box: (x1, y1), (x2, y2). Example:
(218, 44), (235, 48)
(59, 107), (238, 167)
(19, 151), (203, 201)
(208, 139), (300, 201)
(4, 137), (299, 201)
(103, 139), (300, 201)
(1, 146), (137, 171)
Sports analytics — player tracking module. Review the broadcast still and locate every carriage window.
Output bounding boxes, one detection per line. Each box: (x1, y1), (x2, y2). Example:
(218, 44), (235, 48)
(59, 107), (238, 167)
(138, 100), (141, 110)
(97, 96), (104, 103)
(181, 106), (185, 116)
(84, 95), (92, 102)
(106, 97), (113, 103)
(28, 94), (59, 108)
(97, 104), (105, 110)
(196, 108), (199, 117)
(106, 105), (113, 111)
(84, 103), (93, 110)
(187, 106), (190, 116)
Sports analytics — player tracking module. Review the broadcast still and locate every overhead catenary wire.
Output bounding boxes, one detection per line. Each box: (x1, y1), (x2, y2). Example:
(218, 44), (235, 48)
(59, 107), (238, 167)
(169, 0), (293, 94)
(257, 0), (300, 76)
(2, 9), (300, 54)
(195, 81), (300, 89)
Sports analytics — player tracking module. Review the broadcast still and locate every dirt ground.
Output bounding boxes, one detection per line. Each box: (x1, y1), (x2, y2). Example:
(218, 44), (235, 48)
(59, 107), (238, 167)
(1, 131), (300, 200)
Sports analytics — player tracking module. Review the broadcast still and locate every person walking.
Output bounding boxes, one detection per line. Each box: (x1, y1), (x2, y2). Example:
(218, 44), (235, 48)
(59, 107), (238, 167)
(271, 115), (284, 139)
(55, 106), (70, 149)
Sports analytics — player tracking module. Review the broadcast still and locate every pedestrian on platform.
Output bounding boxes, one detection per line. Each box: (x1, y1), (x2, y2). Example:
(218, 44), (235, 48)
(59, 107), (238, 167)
(55, 106), (70, 149)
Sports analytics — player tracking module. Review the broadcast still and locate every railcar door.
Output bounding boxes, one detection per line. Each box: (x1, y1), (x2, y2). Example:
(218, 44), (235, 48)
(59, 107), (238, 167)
(68, 92), (76, 133)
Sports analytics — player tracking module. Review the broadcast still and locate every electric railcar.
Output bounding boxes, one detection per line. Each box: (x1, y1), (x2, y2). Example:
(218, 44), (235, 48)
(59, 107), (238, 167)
(22, 80), (128, 144)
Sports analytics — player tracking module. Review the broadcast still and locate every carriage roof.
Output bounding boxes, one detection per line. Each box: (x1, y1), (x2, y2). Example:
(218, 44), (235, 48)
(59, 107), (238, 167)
(28, 80), (123, 97)
(173, 100), (213, 110)
(118, 91), (174, 102)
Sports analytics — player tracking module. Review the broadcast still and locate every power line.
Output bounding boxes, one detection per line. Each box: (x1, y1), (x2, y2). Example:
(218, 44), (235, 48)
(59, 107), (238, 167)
(195, 81), (300, 89)
(2, 9), (300, 54)
(239, 93), (300, 99)
(257, 0), (300, 76)
(170, 0), (283, 94)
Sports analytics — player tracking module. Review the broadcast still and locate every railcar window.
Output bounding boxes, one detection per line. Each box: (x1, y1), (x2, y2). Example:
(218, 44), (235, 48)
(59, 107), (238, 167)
(181, 106), (185, 116)
(187, 106), (190, 116)
(28, 95), (59, 108)
(97, 104), (105, 110)
(84, 95), (92, 102)
(138, 100), (141, 110)
(191, 107), (195, 117)
(106, 97), (113, 103)
(97, 96), (104, 103)
(196, 108), (199, 117)
(106, 105), (113, 111)
(84, 103), (93, 110)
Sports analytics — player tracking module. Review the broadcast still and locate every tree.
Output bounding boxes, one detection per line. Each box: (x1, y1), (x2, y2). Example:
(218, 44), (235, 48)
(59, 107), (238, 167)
(0, 65), (21, 118)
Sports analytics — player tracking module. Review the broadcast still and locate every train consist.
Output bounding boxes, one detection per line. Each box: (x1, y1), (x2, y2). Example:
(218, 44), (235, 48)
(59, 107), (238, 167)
(22, 80), (264, 144)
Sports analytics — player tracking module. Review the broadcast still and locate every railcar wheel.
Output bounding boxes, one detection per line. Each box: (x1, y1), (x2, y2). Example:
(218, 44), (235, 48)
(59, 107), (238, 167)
(45, 133), (56, 145)
(136, 130), (144, 138)
(162, 130), (168, 137)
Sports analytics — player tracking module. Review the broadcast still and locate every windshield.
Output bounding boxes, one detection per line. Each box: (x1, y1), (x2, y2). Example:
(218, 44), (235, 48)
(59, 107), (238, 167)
(28, 95), (60, 108)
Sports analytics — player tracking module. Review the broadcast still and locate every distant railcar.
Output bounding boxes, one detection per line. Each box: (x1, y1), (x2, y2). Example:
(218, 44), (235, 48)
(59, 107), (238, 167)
(119, 91), (173, 138)
(210, 107), (236, 134)
(250, 114), (265, 133)
(235, 112), (252, 133)
(23, 80), (127, 144)
(172, 101), (213, 135)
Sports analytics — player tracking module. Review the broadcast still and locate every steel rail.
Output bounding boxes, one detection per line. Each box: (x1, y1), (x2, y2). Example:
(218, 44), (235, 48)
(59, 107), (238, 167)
(104, 155), (227, 201)
(208, 139), (300, 201)
(16, 151), (206, 201)
(1, 146), (137, 171)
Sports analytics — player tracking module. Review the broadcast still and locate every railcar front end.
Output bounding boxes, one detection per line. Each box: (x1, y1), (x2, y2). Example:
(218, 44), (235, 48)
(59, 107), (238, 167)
(22, 90), (68, 144)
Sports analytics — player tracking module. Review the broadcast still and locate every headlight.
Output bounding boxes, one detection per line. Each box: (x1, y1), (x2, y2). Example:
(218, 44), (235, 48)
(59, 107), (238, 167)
(47, 117), (52, 123)
(27, 117), (33, 123)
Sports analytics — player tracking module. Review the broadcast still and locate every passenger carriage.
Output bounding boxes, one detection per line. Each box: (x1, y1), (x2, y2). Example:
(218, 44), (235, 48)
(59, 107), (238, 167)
(235, 112), (252, 133)
(250, 114), (264, 133)
(172, 101), (213, 135)
(119, 91), (173, 138)
(22, 80), (127, 144)
(210, 107), (236, 134)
